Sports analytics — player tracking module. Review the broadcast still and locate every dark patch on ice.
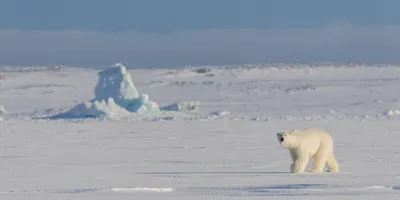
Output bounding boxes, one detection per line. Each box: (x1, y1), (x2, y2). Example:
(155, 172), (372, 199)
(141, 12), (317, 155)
(1, 155), (30, 159)
(17, 84), (73, 90)
(392, 186), (400, 190)
(281, 85), (317, 93)
(0, 84), (74, 93)
(56, 188), (105, 194)
(181, 184), (400, 196)
(157, 160), (197, 164)
(184, 184), (328, 196)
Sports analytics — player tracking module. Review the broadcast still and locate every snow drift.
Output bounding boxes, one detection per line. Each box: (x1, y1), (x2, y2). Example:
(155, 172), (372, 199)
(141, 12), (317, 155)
(0, 105), (6, 122)
(51, 63), (161, 118)
(0, 105), (6, 114)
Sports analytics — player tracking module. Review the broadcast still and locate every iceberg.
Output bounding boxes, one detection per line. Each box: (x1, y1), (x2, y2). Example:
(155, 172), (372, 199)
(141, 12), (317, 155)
(58, 98), (131, 118)
(94, 63), (140, 110)
(135, 94), (161, 115)
(51, 63), (161, 119)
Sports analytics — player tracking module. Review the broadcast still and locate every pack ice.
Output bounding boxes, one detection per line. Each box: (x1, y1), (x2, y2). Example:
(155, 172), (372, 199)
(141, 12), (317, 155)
(0, 105), (7, 115)
(0, 105), (6, 121)
(52, 63), (161, 118)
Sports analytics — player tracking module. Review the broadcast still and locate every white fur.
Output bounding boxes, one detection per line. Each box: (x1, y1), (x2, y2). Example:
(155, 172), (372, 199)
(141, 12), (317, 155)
(277, 128), (339, 173)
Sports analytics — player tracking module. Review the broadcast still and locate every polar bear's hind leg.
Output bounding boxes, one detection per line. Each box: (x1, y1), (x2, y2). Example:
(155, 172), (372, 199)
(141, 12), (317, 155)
(309, 148), (330, 173)
(309, 145), (332, 173)
(326, 152), (339, 172)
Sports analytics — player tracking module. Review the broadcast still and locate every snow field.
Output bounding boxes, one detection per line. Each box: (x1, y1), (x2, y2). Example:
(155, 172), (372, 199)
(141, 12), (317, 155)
(1, 63), (400, 198)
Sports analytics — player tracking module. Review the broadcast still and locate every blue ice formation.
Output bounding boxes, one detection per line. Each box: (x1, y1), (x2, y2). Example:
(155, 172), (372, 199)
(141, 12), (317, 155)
(51, 63), (161, 118)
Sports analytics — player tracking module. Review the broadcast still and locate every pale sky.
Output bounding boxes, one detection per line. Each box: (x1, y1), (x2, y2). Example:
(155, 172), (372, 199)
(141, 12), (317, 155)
(0, 0), (399, 68)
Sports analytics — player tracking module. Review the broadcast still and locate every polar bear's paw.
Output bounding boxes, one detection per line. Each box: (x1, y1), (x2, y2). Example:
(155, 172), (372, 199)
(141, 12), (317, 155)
(326, 168), (339, 173)
(290, 162), (308, 173)
(308, 169), (323, 173)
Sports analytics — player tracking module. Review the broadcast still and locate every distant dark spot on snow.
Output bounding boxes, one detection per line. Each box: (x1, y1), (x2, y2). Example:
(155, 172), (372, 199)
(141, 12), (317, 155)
(17, 84), (73, 90)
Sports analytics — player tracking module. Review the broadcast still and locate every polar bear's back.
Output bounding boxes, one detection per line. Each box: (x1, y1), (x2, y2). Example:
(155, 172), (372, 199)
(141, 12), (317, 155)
(292, 128), (334, 153)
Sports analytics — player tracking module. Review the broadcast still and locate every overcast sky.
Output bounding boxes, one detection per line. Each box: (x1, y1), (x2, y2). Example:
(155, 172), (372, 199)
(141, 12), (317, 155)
(0, 0), (399, 68)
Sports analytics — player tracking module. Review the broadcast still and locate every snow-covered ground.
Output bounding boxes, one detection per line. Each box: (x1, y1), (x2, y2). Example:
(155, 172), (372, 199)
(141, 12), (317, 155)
(1, 63), (400, 199)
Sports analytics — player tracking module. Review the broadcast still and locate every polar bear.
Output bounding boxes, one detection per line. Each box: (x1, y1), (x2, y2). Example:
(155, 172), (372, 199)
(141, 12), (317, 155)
(276, 128), (339, 173)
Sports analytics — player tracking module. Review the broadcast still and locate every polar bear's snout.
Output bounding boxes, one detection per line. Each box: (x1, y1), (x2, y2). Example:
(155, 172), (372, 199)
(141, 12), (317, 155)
(277, 132), (285, 143)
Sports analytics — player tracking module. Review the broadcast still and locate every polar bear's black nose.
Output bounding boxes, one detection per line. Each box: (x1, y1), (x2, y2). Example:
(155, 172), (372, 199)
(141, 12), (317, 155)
(280, 137), (284, 142)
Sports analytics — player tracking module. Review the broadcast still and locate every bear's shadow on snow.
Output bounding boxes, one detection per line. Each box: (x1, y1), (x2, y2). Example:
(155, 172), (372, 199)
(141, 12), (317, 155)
(183, 184), (333, 196)
(136, 171), (346, 175)
(187, 183), (328, 191)
(137, 171), (290, 175)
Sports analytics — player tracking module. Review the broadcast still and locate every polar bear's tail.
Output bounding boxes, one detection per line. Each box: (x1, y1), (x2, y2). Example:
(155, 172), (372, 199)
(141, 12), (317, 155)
(326, 152), (339, 172)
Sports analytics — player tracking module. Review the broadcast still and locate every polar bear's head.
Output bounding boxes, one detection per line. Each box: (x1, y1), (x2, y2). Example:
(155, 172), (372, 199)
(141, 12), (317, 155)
(276, 130), (298, 148)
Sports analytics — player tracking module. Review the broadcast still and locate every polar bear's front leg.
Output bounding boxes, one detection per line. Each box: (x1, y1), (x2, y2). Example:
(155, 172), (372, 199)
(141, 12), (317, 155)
(290, 155), (309, 173)
(289, 149), (298, 162)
